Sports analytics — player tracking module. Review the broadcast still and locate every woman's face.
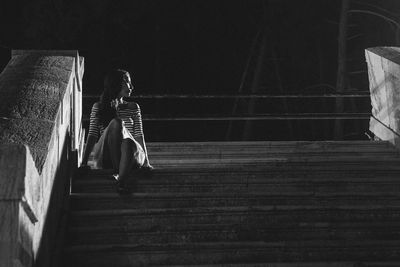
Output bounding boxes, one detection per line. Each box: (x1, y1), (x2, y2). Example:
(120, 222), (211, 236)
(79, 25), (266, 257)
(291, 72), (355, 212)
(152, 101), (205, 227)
(118, 73), (133, 98)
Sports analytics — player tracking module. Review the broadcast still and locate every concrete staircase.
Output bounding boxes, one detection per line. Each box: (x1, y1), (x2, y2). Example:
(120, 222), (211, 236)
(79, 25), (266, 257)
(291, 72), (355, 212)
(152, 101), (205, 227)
(63, 141), (400, 266)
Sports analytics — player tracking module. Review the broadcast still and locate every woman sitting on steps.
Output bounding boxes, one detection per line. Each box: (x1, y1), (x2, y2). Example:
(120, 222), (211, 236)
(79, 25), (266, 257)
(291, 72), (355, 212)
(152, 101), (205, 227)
(80, 69), (153, 194)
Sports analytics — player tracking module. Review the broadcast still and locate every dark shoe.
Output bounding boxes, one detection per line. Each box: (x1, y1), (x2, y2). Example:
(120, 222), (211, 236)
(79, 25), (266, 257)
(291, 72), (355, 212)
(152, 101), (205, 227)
(116, 180), (131, 195)
(77, 165), (91, 176)
(113, 175), (131, 195)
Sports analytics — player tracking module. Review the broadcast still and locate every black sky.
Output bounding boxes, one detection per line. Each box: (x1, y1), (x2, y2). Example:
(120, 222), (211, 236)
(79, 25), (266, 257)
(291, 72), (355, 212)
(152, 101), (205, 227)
(1, 0), (399, 140)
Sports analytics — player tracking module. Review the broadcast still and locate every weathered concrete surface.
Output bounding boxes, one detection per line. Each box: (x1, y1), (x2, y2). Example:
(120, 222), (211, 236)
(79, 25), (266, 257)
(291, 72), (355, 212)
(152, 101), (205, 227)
(0, 50), (84, 267)
(0, 53), (74, 172)
(366, 47), (400, 148)
(0, 144), (39, 267)
(0, 118), (54, 174)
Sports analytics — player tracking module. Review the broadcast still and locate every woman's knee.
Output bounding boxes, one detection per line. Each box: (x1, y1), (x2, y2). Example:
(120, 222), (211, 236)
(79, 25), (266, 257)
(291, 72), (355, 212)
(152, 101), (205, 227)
(108, 118), (122, 133)
(121, 138), (138, 153)
(119, 139), (141, 168)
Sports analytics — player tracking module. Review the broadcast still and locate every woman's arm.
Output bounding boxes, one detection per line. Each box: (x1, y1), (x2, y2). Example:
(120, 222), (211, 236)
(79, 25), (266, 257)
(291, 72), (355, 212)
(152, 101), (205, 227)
(136, 135), (152, 168)
(130, 102), (153, 168)
(81, 102), (100, 167)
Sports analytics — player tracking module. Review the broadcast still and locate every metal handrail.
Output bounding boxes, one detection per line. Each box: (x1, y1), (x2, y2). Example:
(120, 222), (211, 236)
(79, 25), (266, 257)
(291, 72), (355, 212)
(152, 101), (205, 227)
(81, 93), (371, 122)
(83, 93), (370, 99)
(82, 112), (371, 122)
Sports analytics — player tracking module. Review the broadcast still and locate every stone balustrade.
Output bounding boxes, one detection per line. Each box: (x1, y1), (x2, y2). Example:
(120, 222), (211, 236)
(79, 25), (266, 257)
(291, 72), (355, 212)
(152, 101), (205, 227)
(0, 50), (84, 267)
(366, 47), (400, 148)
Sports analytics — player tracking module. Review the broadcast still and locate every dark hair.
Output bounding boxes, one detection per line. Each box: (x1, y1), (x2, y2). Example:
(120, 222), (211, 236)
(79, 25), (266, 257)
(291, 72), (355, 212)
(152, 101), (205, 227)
(98, 69), (129, 126)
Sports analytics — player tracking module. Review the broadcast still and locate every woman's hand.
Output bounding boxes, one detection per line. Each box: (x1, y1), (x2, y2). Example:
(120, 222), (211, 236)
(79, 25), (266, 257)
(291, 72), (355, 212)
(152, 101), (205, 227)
(111, 98), (127, 110)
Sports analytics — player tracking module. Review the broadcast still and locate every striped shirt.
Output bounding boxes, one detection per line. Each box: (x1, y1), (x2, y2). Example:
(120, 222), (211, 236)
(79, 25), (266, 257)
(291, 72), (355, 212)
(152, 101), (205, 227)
(88, 101), (144, 140)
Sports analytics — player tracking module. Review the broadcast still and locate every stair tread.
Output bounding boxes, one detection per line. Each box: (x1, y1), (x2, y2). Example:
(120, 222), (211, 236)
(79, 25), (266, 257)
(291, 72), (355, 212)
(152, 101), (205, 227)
(82, 163), (400, 177)
(71, 205), (400, 216)
(69, 220), (400, 232)
(73, 179), (400, 187)
(74, 170), (400, 186)
(74, 180), (400, 191)
(146, 151), (398, 156)
(84, 163), (400, 175)
(78, 171), (400, 181)
(69, 192), (400, 210)
(69, 192), (400, 201)
(85, 168), (400, 174)
(161, 152), (398, 156)
(66, 140), (400, 266)
(146, 140), (391, 147)
(67, 221), (400, 245)
(161, 262), (400, 267)
(64, 239), (400, 252)
(148, 156), (400, 162)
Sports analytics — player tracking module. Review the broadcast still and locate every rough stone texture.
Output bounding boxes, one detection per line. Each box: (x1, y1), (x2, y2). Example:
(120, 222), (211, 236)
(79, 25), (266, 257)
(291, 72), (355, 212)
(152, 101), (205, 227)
(0, 54), (73, 120)
(366, 47), (400, 148)
(0, 144), (39, 267)
(0, 118), (54, 174)
(0, 203), (38, 267)
(0, 50), (84, 267)
(0, 53), (74, 172)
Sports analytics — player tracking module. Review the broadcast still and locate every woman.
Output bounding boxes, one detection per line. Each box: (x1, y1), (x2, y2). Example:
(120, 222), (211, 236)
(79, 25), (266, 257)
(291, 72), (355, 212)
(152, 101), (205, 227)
(81, 69), (153, 193)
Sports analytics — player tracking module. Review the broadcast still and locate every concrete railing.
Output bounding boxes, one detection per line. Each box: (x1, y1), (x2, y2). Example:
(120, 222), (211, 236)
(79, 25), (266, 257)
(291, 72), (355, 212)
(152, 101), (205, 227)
(0, 50), (84, 267)
(366, 47), (400, 148)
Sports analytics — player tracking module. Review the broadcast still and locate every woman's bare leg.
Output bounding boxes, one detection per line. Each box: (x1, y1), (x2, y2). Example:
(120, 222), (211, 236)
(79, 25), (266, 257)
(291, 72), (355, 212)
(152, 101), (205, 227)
(106, 119), (141, 192)
(106, 119), (123, 173)
(119, 139), (140, 182)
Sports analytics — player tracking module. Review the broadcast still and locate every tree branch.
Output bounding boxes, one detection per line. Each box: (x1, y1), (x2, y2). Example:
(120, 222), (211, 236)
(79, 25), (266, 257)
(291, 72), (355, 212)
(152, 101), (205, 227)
(353, 1), (400, 18)
(348, 9), (400, 29)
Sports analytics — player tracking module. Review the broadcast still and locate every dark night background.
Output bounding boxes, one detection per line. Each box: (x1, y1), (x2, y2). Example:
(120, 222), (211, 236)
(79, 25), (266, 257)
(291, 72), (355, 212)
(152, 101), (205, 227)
(1, 0), (400, 141)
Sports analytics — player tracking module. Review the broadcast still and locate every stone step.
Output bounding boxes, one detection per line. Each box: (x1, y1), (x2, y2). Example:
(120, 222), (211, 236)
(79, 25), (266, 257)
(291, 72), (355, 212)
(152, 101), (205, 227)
(73, 168), (400, 193)
(69, 206), (400, 229)
(147, 152), (400, 162)
(82, 157), (400, 174)
(147, 156), (400, 167)
(145, 141), (394, 152)
(67, 222), (400, 245)
(79, 168), (400, 179)
(147, 147), (399, 155)
(66, 139), (400, 266)
(159, 263), (400, 267)
(146, 144), (399, 154)
(63, 240), (400, 266)
(148, 149), (399, 157)
(72, 178), (400, 194)
(70, 192), (400, 210)
(140, 158), (400, 170)
(89, 146), (400, 169)
(74, 168), (400, 193)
